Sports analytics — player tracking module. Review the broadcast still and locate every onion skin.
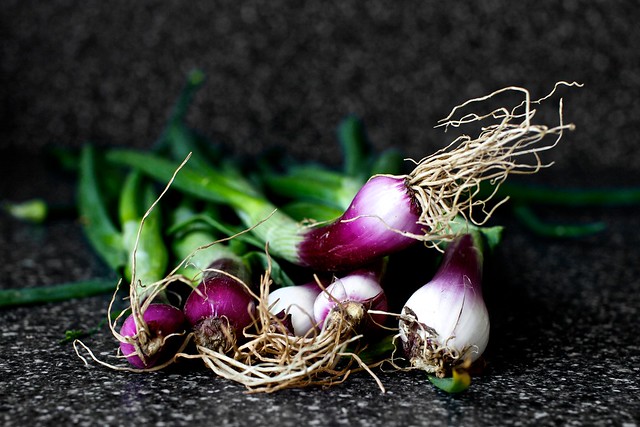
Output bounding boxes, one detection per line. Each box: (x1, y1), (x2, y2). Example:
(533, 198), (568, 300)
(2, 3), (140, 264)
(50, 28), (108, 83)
(119, 303), (186, 369)
(313, 269), (388, 333)
(183, 258), (256, 352)
(297, 175), (423, 271)
(268, 282), (323, 336)
(399, 233), (490, 377)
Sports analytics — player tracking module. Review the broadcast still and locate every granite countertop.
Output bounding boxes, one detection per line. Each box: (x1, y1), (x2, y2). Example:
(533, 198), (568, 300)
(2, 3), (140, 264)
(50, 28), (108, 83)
(1, 188), (639, 426)
(2, 2), (639, 426)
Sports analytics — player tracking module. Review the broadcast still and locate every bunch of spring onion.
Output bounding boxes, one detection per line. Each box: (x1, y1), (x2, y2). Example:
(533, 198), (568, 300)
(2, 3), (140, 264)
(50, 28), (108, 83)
(73, 151), (273, 371)
(172, 185), (397, 391)
(171, 185), (399, 391)
(71, 73), (579, 393)
(72, 133), (284, 374)
(72, 72), (263, 371)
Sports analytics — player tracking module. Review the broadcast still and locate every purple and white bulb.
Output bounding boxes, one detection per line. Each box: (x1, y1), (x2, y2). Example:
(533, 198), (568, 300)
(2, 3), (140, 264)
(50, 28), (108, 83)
(399, 233), (490, 377)
(119, 303), (186, 369)
(313, 268), (389, 334)
(183, 257), (256, 352)
(297, 175), (424, 271)
(267, 282), (323, 336)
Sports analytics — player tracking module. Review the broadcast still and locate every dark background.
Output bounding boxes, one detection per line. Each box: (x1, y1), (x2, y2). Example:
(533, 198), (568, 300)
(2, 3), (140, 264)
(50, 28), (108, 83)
(2, 1), (639, 177)
(1, 1), (639, 426)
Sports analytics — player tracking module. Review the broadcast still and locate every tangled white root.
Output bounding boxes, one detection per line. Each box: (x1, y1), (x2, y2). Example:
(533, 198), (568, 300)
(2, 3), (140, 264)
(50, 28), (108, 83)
(408, 82), (581, 242)
(178, 257), (387, 393)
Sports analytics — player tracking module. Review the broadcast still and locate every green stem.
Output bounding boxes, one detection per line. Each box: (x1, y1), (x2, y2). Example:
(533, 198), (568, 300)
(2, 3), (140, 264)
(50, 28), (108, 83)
(155, 69), (206, 151)
(338, 115), (371, 179)
(485, 182), (640, 207)
(370, 148), (405, 176)
(168, 213), (263, 248)
(281, 201), (344, 222)
(169, 69), (206, 127)
(262, 166), (361, 210)
(169, 202), (244, 281)
(60, 309), (124, 343)
(107, 149), (261, 206)
(354, 334), (396, 365)
(512, 204), (607, 238)
(78, 145), (126, 272)
(107, 149), (303, 263)
(2, 199), (48, 223)
(428, 371), (471, 394)
(0, 279), (116, 308)
(119, 172), (169, 300)
(156, 70), (232, 176)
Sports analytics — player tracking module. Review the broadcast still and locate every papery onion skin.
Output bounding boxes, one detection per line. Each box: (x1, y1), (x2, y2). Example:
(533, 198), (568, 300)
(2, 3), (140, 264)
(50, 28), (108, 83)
(119, 303), (186, 369)
(183, 258), (256, 352)
(268, 282), (323, 336)
(399, 233), (489, 376)
(298, 175), (423, 271)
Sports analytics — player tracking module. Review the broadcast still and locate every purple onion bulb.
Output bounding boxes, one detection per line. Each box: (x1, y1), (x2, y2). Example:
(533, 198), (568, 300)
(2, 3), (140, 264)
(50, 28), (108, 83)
(298, 175), (423, 271)
(183, 258), (256, 352)
(119, 303), (186, 369)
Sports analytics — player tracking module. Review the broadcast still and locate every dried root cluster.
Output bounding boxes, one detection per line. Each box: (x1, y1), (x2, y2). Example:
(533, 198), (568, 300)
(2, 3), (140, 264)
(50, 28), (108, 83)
(177, 265), (387, 393)
(408, 82), (581, 242)
(397, 307), (468, 379)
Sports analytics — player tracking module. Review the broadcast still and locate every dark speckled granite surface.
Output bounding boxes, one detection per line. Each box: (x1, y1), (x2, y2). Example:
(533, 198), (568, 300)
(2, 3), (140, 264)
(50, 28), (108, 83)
(2, 1), (640, 426)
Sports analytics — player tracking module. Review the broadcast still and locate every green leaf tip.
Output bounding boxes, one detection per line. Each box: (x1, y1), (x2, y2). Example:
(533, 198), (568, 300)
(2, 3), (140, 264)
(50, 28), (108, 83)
(2, 199), (48, 223)
(187, 69), (206, 86)
(428, 368), (472, 394)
